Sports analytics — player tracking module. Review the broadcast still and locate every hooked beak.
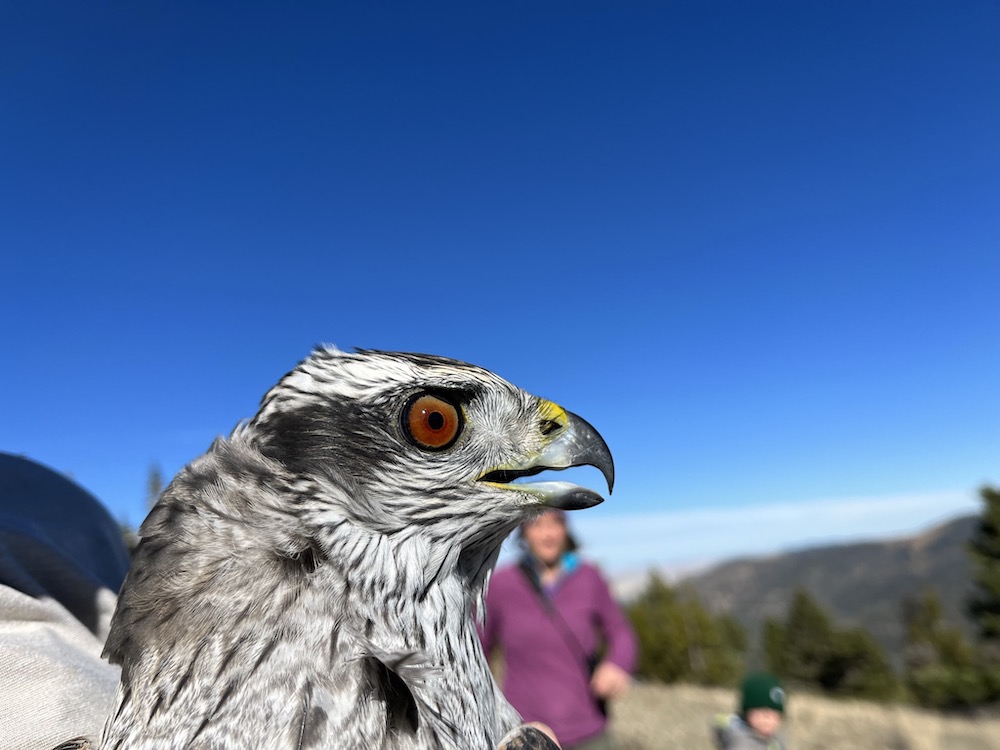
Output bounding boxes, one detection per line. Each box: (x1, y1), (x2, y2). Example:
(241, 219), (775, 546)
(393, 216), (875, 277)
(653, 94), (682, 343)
(478, 406), (614, 511)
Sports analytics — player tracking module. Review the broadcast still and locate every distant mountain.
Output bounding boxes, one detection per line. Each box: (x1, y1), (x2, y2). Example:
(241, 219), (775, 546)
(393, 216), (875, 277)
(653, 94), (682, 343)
(678, 514), (978, 666)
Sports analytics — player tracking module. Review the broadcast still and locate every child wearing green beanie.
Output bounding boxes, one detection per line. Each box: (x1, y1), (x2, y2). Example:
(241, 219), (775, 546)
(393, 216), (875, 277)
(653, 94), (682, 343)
(712, 672), (787, 749)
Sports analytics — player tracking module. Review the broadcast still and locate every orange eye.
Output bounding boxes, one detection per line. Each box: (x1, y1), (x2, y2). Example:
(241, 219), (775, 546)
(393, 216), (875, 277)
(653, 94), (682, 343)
(404, 394), (462, 450)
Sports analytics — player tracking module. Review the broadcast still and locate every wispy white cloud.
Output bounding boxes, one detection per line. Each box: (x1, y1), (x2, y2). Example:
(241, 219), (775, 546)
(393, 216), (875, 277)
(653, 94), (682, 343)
(498, 489), (982, 577)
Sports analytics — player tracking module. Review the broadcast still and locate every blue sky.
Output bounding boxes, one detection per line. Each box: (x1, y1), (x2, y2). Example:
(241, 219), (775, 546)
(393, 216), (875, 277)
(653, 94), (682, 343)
(3, 2), (998, 574)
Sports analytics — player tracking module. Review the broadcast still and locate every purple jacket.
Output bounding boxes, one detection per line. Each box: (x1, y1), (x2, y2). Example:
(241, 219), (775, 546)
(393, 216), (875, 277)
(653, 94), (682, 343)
(479, 559), (637, 747)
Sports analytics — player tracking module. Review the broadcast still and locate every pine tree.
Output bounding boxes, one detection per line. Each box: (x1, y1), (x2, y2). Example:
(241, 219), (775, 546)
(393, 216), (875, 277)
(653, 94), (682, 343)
(147, 463), (164, 509)
(904, 587), (984, 708)
(969, 486), (1000, 645)
(627, 575), (746, 685)
(766, 588), (897, 700)
(762, 617), (787, 677)
(628, 575), (688, 682)
(777, 588), (835, 686)
(821, 627), (897, 700)
(676, 584), (745, 685)
(966, 485), (1000, 701)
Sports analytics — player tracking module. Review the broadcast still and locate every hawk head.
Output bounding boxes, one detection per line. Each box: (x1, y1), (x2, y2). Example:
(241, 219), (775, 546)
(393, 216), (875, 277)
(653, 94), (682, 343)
(246, 347), (613, 574)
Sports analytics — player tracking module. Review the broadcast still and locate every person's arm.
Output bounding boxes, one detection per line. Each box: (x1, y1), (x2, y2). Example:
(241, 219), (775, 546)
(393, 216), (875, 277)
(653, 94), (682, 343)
(589, 567), (637, 700)
(592, 568), (637, 672)
(712, 714), (733, 749)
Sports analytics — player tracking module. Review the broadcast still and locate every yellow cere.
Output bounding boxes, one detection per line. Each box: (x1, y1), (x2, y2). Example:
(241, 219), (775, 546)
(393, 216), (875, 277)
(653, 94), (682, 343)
(537, 399), (567, 428)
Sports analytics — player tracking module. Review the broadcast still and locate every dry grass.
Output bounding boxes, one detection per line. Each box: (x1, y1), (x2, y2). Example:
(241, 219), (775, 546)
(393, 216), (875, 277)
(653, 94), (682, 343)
(609, 681), (1000, 750)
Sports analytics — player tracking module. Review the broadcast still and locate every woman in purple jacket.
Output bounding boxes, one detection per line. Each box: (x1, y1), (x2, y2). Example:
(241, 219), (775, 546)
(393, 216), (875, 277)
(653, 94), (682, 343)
(480, 510), (637, 750)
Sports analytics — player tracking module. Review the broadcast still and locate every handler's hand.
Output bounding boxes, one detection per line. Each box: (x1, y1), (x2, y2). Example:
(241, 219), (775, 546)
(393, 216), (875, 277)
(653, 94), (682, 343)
(590, 661), (631, 701)
(498, 722), (560, 749)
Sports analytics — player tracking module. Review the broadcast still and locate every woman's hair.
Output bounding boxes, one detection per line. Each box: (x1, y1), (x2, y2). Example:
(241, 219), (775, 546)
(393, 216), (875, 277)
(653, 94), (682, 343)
(516, 510), (580, 553)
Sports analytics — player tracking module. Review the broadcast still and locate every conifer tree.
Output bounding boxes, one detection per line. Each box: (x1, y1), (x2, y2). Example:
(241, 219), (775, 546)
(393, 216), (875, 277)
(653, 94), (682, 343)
(627, 574), (746, 685)
(146, 463), (164, 509)
(766, 588), (897, 699)
(821, 627), (897, 700)
(967, 485), (1000, 701)
(628, 575), (687, 682)
(775, 588), (835, 685)
(968, 486), (1000, 645)
(762, 617), (787, 677)
(904, 587), (984, 708)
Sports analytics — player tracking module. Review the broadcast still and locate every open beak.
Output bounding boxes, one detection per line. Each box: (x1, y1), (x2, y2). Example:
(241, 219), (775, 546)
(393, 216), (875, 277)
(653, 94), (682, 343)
(478, 406), (614, 511)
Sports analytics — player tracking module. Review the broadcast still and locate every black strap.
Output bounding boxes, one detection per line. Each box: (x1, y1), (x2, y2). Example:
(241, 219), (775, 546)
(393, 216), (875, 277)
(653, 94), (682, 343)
(517, 560), (608, 716)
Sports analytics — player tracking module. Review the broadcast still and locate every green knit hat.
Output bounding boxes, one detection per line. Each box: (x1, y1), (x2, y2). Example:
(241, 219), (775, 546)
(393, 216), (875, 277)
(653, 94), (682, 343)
(740, 673), (786, 715)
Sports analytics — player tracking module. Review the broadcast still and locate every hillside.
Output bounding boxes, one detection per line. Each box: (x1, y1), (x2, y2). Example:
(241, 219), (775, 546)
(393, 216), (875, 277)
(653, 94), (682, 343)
(680, 514), (978, 665)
